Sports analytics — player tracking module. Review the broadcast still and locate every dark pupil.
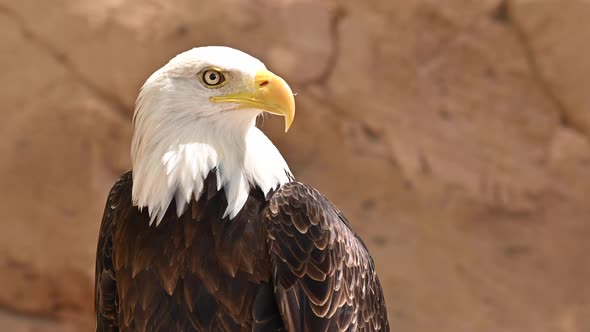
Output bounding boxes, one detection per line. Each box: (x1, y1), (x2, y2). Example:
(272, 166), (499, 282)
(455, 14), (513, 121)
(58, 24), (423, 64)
(209, 73), (217, 81)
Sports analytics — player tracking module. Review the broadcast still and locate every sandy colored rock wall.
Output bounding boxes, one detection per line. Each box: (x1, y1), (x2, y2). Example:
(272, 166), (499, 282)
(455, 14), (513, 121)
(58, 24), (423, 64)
(0, 0), (589, 331)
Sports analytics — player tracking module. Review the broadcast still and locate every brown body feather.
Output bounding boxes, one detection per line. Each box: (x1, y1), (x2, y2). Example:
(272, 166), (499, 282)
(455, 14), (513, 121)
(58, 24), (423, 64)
(95, 171), (389, 331)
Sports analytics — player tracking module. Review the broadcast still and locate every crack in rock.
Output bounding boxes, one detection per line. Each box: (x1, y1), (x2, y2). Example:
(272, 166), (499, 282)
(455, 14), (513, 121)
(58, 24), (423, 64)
(0, 4), (131, 120)
(0, 303), (57, 322)
(500, 0), (586, 137)
(302, 87), (397, 165)
(301, 6), (347, 88)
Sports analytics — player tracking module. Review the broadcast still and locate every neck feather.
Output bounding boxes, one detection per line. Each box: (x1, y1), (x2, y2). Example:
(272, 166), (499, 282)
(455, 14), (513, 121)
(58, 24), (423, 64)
(131, 112), (292, 225)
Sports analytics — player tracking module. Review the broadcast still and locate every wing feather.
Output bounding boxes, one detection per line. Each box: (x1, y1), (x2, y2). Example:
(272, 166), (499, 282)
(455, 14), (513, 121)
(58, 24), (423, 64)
(95, 171), (133, 331)
(265, 182), (389, 331)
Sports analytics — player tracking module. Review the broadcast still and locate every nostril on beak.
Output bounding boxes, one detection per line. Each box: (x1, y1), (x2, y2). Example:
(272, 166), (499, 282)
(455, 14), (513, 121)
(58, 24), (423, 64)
(259, 80), (269, 88)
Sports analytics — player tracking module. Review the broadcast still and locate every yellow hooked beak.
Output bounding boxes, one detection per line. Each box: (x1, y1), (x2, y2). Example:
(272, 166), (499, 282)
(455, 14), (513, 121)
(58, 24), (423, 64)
(209, 69), (295, 132)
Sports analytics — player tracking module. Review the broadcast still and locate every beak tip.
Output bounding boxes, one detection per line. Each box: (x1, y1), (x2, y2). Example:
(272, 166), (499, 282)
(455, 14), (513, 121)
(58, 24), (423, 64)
(284, 116), (293, 133)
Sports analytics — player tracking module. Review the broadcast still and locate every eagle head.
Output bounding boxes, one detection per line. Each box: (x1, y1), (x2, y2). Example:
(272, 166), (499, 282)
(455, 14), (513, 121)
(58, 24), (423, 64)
(134, 46), (294, 133)
(130, 46), (295, 225)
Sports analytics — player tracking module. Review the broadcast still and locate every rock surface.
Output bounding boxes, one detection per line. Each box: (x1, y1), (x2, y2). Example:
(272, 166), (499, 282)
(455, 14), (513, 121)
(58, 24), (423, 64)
(0, 0), (589, 331)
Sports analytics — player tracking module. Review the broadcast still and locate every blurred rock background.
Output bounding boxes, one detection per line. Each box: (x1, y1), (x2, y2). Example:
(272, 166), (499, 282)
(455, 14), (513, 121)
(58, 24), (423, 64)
(1, 0), (589, 331)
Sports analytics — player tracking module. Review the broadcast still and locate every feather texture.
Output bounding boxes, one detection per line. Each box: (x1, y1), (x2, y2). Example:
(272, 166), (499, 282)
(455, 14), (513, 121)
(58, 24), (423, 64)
(266, 182), (390, 332)
(95, 173), (389, 332)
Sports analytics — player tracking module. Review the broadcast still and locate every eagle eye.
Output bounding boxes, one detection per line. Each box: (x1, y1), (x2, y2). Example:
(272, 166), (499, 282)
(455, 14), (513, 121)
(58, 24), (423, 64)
(202, 69), (225, 87)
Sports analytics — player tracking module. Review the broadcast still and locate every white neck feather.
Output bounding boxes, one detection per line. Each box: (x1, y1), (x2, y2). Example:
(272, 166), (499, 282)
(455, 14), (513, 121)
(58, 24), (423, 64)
(131, 103), (292, 225)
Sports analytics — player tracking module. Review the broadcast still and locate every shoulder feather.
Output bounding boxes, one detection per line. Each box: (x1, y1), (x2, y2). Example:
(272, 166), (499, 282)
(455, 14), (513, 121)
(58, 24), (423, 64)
(265, 182), (389, 331)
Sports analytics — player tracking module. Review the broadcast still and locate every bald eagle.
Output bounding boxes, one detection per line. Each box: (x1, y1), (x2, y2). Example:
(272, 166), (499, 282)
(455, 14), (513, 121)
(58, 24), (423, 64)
(95, 46), (389, 332)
